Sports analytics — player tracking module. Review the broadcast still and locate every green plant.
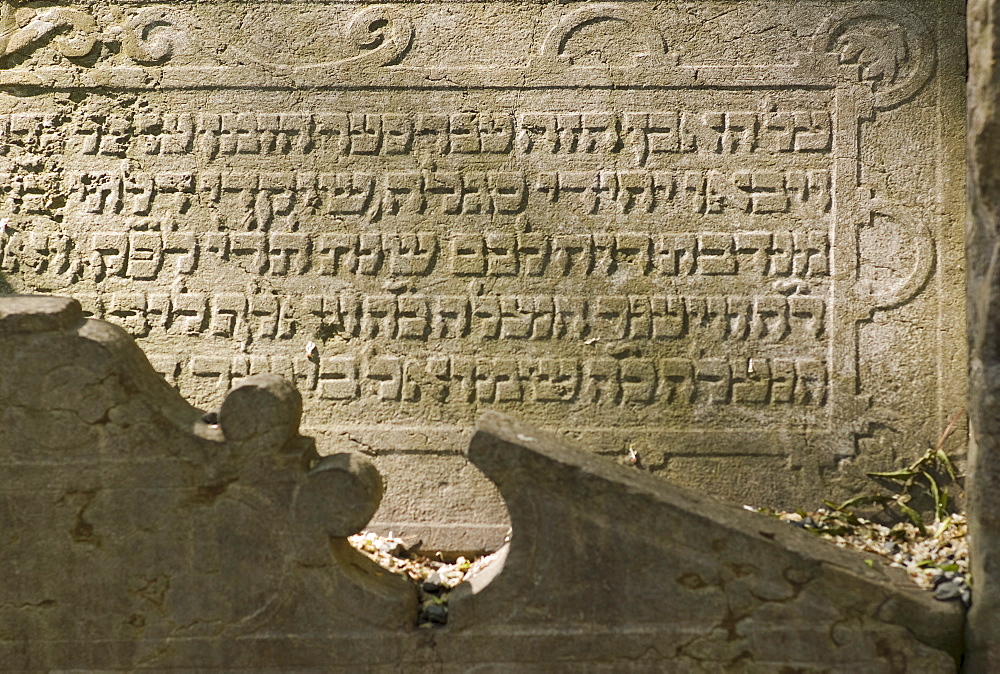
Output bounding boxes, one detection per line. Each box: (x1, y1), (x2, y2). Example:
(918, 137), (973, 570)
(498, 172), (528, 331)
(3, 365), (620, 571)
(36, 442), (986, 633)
(824, 410), (965, 535)
(747, 412), (970, 596)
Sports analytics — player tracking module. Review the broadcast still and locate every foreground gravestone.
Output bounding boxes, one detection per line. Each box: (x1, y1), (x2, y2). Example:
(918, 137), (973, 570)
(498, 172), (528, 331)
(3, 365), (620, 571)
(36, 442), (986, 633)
(0, 1), (965, 551)
(0, 295), (964, 670)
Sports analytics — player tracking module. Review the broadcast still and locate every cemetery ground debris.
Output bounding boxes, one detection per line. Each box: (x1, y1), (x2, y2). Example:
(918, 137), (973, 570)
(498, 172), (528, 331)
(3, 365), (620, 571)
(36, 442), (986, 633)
(752, 414), (971, 605)
(350, 512), (970, 620)
(746, 507), (970, 604)
(348, 530), (509, 627)
(351, 416), (971, 617)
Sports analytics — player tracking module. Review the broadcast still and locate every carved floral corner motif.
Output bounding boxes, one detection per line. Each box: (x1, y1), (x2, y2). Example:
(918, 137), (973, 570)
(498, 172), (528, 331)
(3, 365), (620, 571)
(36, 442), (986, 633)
(814, 5), (935, 110)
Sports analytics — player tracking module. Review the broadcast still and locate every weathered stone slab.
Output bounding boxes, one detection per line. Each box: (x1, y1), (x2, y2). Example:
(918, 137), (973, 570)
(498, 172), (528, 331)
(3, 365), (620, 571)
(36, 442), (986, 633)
(967, 0), (1000, 669)
(0, 295), (416, 669)
(0, 1), (966, 551)
(0, 296), (964, 669)
(449, 411), (963, 671)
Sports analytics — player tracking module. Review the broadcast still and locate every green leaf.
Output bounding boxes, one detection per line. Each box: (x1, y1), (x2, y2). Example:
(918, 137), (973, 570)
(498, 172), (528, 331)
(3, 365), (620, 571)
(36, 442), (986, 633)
(906, 448), (935, 473)
(936, 449), (958, 481)
(934, 515), (953, 539)
(917, 560), (960, 572)
(815, 525), (855, 536)
(897, 501), (926, 535)
(922, 472), (946, 522)
(888, 527), (909, 541)
(826, 495), (892, 512)
(867, 469), (920, 480)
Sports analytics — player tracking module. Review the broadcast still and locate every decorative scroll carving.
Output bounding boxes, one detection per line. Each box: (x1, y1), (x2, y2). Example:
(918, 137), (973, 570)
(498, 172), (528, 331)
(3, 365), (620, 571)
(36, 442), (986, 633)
(121, 8), (192, 65)
(854, 201), (936, 317)
(815, 6), (935, 109)
(336, 6), (413, 67)
(236, 5), (415, 73)
(539, 4), (668, 66)
(0, 5), (97, 64)
(0, 4), (412, 71)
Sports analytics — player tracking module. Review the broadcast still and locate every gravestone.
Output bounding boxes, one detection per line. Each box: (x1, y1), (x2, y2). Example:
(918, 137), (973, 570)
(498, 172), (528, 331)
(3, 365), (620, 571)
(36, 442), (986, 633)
(0, 295), (965, 669)
(0, 0), (965, 551)
(967, 0), (999, 669)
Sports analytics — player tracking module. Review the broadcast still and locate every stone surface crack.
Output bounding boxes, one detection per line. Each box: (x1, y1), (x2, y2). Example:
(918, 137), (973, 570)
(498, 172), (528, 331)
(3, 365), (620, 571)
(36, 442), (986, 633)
(57, 489), (99, 546)
(341, 432), (378, 457)
(129, 574), (170, 612)
(0, 599), (56, 610)
(170, 617), (226, 637)
(189, 477), (237, 505)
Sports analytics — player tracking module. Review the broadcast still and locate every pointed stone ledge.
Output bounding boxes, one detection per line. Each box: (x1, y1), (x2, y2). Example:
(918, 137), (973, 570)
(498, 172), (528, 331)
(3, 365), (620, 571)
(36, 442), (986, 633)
(0, 295), (82, 334)
(448, 411), (963, 671)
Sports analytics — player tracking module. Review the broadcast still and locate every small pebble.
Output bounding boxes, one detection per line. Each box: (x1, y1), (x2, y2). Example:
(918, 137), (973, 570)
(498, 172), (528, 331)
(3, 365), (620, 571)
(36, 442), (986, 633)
(376, 540), (405, 557)
(423, 603), (448, 624)
(931, 571), (957, 588)
(960, 587), (973, 608)
(422, 572), (443, 594)
(934, 580), (963, 602)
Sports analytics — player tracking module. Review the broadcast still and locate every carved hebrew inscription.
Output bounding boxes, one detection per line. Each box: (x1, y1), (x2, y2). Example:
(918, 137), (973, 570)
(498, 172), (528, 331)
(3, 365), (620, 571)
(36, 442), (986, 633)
(0, 1), (963, 505)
